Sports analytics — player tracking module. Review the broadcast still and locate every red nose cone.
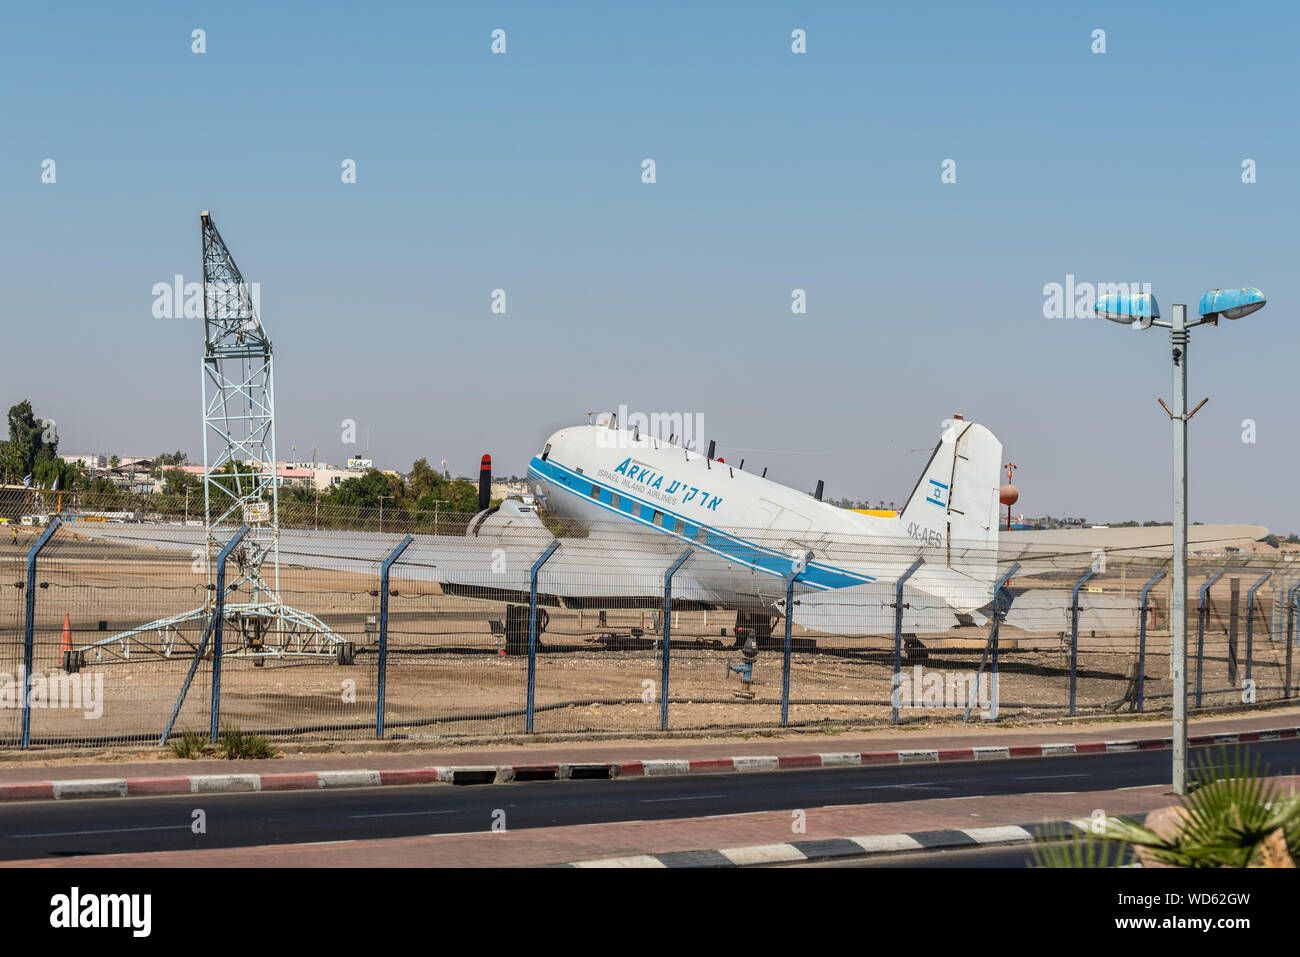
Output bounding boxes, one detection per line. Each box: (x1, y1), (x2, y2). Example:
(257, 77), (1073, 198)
(480, 455), (491, 469)
(999, 484), (1019, 507)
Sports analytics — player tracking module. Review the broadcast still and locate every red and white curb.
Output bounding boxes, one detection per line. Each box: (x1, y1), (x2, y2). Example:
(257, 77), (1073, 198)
(1, 726), (1294, 803)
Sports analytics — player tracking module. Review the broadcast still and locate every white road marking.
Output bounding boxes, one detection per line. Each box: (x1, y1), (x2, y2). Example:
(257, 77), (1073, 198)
(1014, 773), (1089, 780)
(13, 824), (192, 839)
(852, 783), (949, 791)
(639, 793), (727, 803)
(348, 809), (459, 819)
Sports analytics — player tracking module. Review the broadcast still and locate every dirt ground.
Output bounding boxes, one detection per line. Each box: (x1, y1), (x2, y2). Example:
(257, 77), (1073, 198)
(0, 535), (1292, 744)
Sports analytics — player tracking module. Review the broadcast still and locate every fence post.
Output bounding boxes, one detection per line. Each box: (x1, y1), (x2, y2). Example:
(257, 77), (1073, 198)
(660, 550), (693, 732)
(892, 557), (925, 724)
(1277, 570), (1300, 642)
(376, 535), (414, 739)
(1136, 566), (1168, 714)
(20, 518), (63, 750)
(1287, 582), (1299, 700)
(1194, 570), (1223, 709)
(209, 525), (251, 743)
(964, 563), (1019, 723)
(1068, 568), (1096, 716)
(159, 525), (247, 746)
(781, 551), (814, 727)
(1244, 571), (1271, 689)
(525, 540), (560, 733)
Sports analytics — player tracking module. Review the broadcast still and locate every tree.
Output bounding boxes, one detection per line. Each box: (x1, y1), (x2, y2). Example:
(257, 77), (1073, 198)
(407, 458), (443, 501)
(162, 467), (200, 497)
(3, 400), (47, 481)
(332, 469), (392, 509)
(416, 479), (478, 515)
(405, 458), (480, 513)
(3, 399), (81, 491)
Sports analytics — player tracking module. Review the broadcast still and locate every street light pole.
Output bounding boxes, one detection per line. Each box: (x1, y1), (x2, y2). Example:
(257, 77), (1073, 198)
(1096, 287), (1266, 795)
(1169, 303), (1189, 795)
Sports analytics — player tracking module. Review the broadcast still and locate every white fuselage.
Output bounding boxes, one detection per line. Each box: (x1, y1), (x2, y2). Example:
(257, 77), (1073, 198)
(529, 425), (903, 601)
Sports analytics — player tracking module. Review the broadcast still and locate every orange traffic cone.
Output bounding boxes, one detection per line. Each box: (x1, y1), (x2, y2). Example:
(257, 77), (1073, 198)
(60, 613), (72, 656)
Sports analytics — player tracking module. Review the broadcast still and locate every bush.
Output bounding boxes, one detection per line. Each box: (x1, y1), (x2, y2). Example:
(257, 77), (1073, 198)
(217, 725), (276, 760)
(169, 729), (214, 759)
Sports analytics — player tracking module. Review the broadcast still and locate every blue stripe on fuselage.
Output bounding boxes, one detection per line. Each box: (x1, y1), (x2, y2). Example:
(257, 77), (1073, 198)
(528, 455), (875, 590)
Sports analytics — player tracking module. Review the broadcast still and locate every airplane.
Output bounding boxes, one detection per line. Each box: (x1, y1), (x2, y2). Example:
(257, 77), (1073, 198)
(516, 411), (1004, 639)
(66, 411), (1268, 654)
(66, 412), (1006, 650)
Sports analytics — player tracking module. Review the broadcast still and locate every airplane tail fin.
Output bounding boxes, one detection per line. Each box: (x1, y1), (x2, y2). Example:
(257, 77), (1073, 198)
(897, 416), (1003, 607)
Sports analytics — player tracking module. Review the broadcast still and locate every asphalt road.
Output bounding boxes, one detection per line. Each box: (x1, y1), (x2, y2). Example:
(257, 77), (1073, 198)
(1, 739), (1297, 860)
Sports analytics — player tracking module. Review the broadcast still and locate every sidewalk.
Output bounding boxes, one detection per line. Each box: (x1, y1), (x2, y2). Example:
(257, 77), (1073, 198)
(11, 774), (1297, 868)
(1, 707), (1296, 803)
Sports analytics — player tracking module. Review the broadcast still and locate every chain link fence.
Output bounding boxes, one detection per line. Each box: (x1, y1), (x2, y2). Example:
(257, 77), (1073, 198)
(2, 500), (1295, 747)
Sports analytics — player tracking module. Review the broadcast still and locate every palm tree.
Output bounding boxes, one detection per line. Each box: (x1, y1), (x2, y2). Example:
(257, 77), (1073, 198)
(1035, 747), (1299, 868)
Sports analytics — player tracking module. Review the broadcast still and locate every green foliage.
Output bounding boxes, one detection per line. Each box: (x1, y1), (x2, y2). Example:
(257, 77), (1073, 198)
(416, 479), (479, 514)
(1034, 747), (1300, 868)
(1031, 825), (1134, 868)
(162, 467), (201, 496)
(332, 469), (394, 509)
(169, 729), (214, 759)
(2, 399), (78, 490)
(217, 725), (276, 760)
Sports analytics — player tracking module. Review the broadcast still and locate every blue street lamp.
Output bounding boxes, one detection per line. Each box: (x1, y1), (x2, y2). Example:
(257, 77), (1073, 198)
(1093, 287), (1266, 795)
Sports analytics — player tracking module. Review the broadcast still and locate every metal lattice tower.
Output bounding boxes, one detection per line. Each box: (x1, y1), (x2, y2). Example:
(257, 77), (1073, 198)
(200, 210), (279, 601)
(78, 212), (341, 664)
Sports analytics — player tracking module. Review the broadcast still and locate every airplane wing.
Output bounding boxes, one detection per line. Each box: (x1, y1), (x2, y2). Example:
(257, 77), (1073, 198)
(1000, 524), (1268, 564)
(60, 503), (734, 609)
(61, 503), (969, 634)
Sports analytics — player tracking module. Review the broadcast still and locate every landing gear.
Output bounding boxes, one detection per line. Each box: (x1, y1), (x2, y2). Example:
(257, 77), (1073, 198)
(504, 603), (549, 655)
(903, 635), (928, 663)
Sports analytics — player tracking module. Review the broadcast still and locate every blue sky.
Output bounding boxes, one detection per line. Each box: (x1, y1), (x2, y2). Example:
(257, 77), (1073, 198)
(2, 1), (1297, 529)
